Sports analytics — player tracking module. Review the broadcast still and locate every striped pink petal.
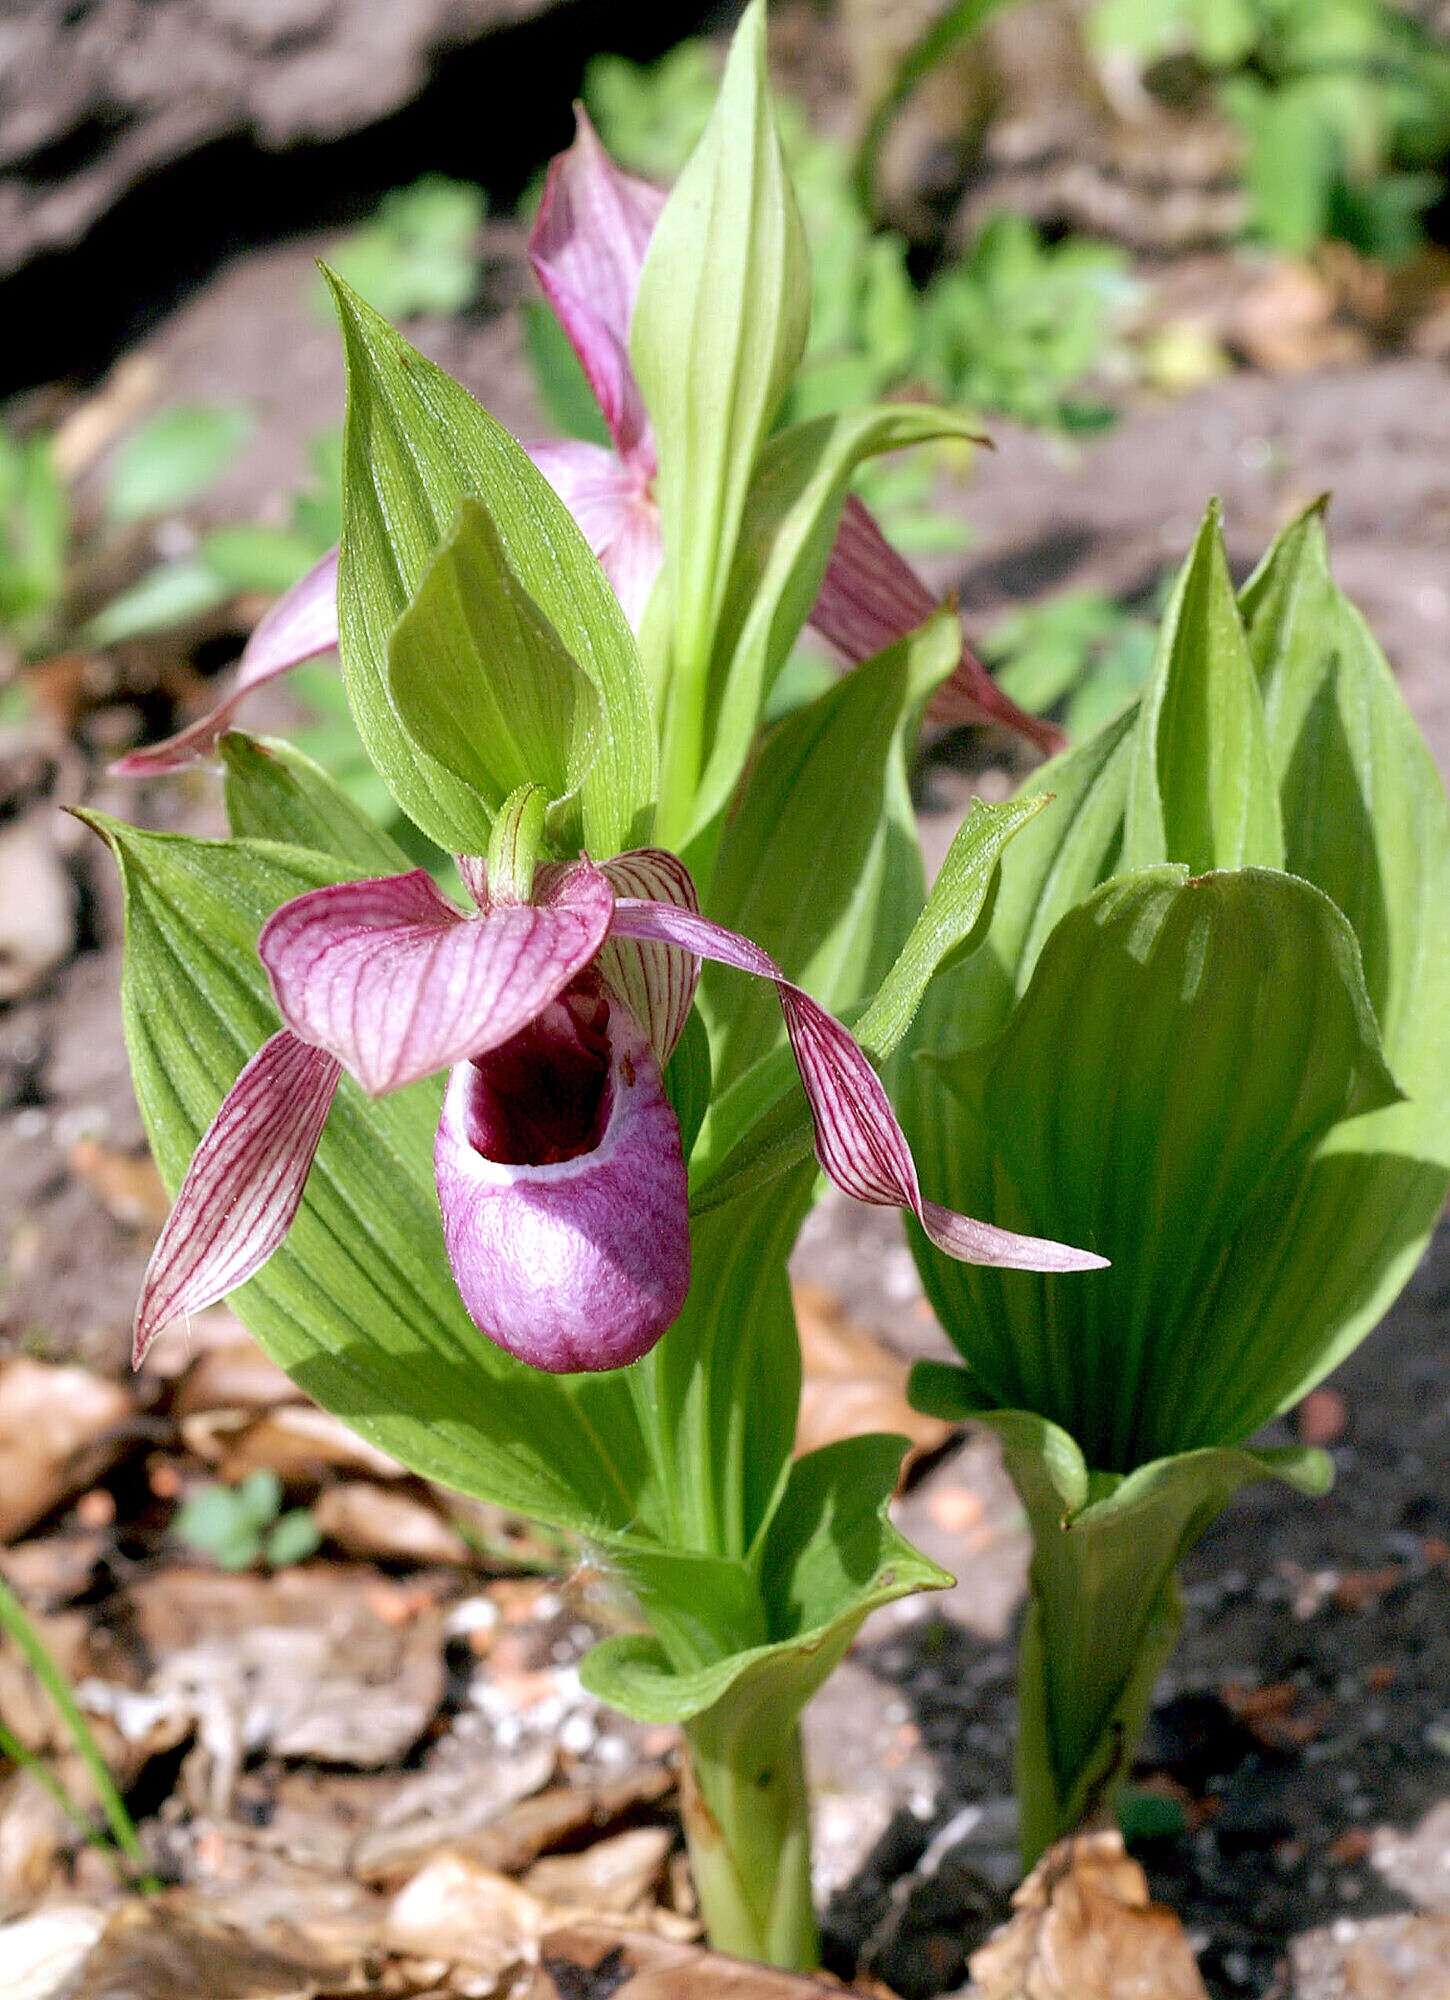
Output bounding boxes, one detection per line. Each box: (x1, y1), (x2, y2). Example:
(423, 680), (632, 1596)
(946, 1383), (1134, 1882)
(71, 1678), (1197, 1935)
(810, 497), (1064, 758)
(133, 1030), (342, 1365)
(527, 439), (662, 629)
(529, 108), (665, 468)
(436, 999), (689, 1372)
(598, 848), (701, 1064)
(608, 898), (1106, 1274)
(259, 861), (615, 1097)
(111, 549), (340, 775)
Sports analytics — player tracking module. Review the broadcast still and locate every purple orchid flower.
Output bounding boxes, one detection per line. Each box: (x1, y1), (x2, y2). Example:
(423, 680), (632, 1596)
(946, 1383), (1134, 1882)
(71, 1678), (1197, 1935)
(111, 115), (1059, 781)
(135, 846), (1104, 1376)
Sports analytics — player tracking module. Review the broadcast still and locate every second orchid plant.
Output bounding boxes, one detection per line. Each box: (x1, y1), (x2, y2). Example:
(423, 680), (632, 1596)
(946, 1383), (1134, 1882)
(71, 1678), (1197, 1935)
(96, 5), (1100, 1965)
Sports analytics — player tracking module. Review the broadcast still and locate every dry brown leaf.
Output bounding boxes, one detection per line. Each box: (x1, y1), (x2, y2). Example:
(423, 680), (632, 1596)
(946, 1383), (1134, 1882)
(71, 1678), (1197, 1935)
(0, 1770), (71, 1915)
(0, 1903), (111, 2000)
(793, 1282), (952, 1473)
(385, 1852), (566, 1981)
(968, 1830), (1209, 2000)
(171, 1338), (300, 1416)
(66, 1140), (169, 1230)
(0, 1358), (135, 1544)
(313, 1483), (474, 1567)
(62, 1898), (353, 2000)
(123, 1567), (446, 1805)
(349, 1736), (556, 1883)
(403, 1766), (677, 1884)
(1225, 260), (1366, 374)
(525, 1921), (853, 1996)
(1287, 1913), (1450, 1999)
(178, 1404), (406, 1485)
(0, 1532), (107, 1612)
(525, 1826), (674, 1915)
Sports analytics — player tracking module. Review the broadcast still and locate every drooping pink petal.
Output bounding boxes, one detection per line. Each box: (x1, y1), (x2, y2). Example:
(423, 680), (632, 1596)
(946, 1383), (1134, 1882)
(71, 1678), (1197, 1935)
(529, 108), (665, 467)
(259, 861), (615, 1097)
(598, 848), (701, 1065)
(110, 549), (341, 775)
(609, 899), (1106, 1273)
(436, 998), (690, 1372)
(133, 1030), (342, 1365)
(810, 497), (1064, 758)
(527, 439), (663, 629)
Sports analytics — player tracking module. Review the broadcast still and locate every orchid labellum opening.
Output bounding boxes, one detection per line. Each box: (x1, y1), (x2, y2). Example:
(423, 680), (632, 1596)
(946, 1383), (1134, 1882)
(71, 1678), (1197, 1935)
(135, 846), (1103, 1376)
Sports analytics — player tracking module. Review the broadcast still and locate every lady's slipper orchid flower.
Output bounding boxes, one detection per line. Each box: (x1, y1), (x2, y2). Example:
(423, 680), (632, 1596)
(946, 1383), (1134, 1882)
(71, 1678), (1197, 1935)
(111, 116), (1058, 780)
(135, 848), (1104, 1376)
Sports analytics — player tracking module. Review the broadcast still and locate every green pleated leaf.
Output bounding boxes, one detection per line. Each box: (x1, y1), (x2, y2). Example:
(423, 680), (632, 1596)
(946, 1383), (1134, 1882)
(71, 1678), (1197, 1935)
(1212, 501), (1450, 1427)
(688, 790), (1045, 1218)
(583, 1433), (949, 1728)
(632, 0), (809, 813)
(915, 866), (1400, 1470)
(698, 607), (958, 1098)
(942, 1409), (1329, 1864)
(87, 815), (653, 1540)
(1124, 500), (1283, 874)
(327, 275), (655, 857)
(683, 404), (987, 848)
(219, 733), (412, 873)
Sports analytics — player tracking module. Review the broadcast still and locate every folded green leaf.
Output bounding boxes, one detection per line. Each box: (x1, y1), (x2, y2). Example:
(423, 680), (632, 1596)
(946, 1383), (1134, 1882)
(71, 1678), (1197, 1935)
(387, 497), (596, 828)
(633, 0), (810, 814)
(1124, 499), (1283, 874)
(327, 275), (656, 857)
(915, 865), (1399, 1469)
(931, 1407), (1329, 1864)
(220, 732), (412, 872)
(88, 815), (653, 1540)
(584, 1433), (949, 1719)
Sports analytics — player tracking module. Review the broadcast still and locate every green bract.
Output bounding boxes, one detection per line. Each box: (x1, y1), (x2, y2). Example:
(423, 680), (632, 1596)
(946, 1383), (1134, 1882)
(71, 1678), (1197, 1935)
(903, 498), (1450, 1861)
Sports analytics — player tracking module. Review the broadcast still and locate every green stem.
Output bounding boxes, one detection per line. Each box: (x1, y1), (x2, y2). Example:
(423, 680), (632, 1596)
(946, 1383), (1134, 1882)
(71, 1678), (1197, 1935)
(1014, 1558), (1182, 1869)
(681, 1716), (819, 1969)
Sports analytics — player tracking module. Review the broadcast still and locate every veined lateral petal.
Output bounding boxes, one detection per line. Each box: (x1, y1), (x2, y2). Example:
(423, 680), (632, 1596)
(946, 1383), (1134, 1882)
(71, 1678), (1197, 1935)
(133, 1030), (342, 1365)
(608, 898), (1106, 1274)
(809, 496), (1064, 759)
(110, 548), (340, 774)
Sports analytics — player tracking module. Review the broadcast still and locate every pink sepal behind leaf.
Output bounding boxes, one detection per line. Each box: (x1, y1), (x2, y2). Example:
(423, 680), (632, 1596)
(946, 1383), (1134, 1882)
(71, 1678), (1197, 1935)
(527, 439), (662, 629)
(436, 1002), (690, 1371)
(110, 549), (341, 776)
(133, 1030), (342, 1365)
(811, 497), (1065, 758)
(259, 862), (615, 1097)
(529, 108), (665, 467)
(608, 899), (1106, 1274)
(598, 848), (701, 1065)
